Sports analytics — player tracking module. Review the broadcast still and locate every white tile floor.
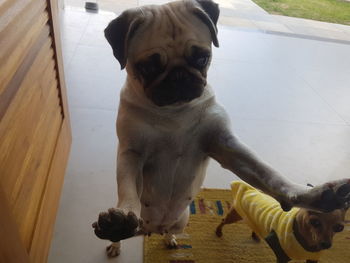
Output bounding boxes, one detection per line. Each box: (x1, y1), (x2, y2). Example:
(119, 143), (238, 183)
(64, 0), (350, 42)
(49, 7), (350, 263)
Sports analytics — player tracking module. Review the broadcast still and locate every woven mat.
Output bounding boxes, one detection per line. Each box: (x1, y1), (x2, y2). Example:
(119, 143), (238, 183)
(144, 188), (350, 263)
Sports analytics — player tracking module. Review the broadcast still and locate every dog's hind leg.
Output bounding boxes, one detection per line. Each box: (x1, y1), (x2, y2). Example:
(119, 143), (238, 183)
(216, 207), (242, 237)
(106, 241), (121, 257)
(164, 209), (190, 248)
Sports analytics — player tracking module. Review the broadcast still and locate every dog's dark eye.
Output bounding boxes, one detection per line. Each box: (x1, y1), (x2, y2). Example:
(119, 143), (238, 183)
(196, 56), (209, 67)
(136, 53), (163, 80)
(189, 46), (210, 68)
(310, 218), (322, 228)
(138, 64), (155, 77)
(333, 224), (344, 232)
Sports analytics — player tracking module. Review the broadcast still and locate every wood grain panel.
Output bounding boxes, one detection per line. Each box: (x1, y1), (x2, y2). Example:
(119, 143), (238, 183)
(0, 0), (33, 31)
(0, 34), (64, 251)
(0, 0), (71, 261)
(0, 0), (46, 63)
(0, 37), (55, 192)
(0, 25), (50, 121)
(16, 82), (62, 249)
(0, 47), (63, 250)
(29, 2), (73, 262)
(47, 0), (71, 120)
(29, 120), (71, 262)
(0, 9), (49, 92)
(7, 52), (56, 197)
(0, 187), (30, 263)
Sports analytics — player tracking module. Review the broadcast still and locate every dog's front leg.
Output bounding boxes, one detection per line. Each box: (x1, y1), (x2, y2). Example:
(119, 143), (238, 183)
(207, 130), (350, 212)
(116, 150), (143, 215)
(93, 150), (144, 243)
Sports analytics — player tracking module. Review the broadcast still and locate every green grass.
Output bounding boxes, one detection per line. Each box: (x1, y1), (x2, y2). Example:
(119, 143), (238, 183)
(252, 0), (350, 25)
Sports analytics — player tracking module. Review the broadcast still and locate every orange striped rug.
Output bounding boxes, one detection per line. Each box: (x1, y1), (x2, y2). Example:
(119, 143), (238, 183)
(144, 188), (350, 263)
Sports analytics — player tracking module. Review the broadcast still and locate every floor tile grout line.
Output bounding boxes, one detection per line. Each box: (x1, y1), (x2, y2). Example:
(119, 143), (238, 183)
(63, 9), (93, 71)
(69, 104), (349, 127)
(70, 105), (117, 113)
(286, 62), (350, 126)
(229, 116), (350, 127)
(63, 4), (350, 45)
(264, 29), (350, 46)
(218, 25), (350, 46)
(61, 10), (350, 127)
(294, 68), (350, 126)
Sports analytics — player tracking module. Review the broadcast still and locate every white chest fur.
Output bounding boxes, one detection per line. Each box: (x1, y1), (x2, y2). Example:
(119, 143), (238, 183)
(116, 85), (219, 232)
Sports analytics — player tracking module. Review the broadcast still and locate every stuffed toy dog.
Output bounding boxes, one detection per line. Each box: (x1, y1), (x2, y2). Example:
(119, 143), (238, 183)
(216, 181), (348, 263)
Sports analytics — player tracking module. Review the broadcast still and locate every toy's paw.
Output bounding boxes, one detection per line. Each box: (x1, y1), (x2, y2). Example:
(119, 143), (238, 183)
(215, 227), (223, 237)
(92, 208), (141, 242)
(106, 243), (120, 257)
(251, 232), (260, 242)
(164, 234), (178, 249)
(293, 179), (350, 212)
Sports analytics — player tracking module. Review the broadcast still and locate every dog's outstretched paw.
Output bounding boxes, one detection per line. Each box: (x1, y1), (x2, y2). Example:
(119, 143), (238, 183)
(294, 179), (350, 212)
(92, 208), (141, 242)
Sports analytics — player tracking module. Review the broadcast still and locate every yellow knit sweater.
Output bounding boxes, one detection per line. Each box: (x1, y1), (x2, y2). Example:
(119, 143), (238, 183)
(231, 181), (322, 261)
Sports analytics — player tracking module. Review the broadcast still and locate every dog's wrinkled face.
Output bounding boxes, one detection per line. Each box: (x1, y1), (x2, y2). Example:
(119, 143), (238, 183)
(104, 0), (220, 106)
(131, 38), (211, 106)
(297, 208), (347, 251)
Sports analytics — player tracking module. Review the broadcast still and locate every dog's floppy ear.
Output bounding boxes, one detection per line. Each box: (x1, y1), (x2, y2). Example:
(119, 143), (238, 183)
(192, 0), (220, 47)
(104, 9), (145, 69)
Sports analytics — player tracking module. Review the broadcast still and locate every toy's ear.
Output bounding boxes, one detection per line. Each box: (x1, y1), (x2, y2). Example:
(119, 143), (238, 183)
(191, 0), (220, 47)
(104, 9), (145, 69)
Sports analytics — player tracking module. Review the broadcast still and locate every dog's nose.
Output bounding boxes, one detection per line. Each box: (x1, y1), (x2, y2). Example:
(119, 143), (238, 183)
(320, 241), (332, 249)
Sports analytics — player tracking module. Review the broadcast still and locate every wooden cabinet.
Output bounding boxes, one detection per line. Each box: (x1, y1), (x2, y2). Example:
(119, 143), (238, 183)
(0, 0), (71, 262)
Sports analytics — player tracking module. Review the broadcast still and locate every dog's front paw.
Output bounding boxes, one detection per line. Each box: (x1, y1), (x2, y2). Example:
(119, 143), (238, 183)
(293, 179), (350, 212)
(92, 208), (141, 242)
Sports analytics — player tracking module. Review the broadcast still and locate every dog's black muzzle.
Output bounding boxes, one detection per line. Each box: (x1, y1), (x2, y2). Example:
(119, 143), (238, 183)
(149, 67), (205, 107)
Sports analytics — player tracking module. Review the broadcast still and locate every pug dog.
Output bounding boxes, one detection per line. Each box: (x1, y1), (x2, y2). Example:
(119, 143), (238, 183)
(92, 0), (350, 257)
